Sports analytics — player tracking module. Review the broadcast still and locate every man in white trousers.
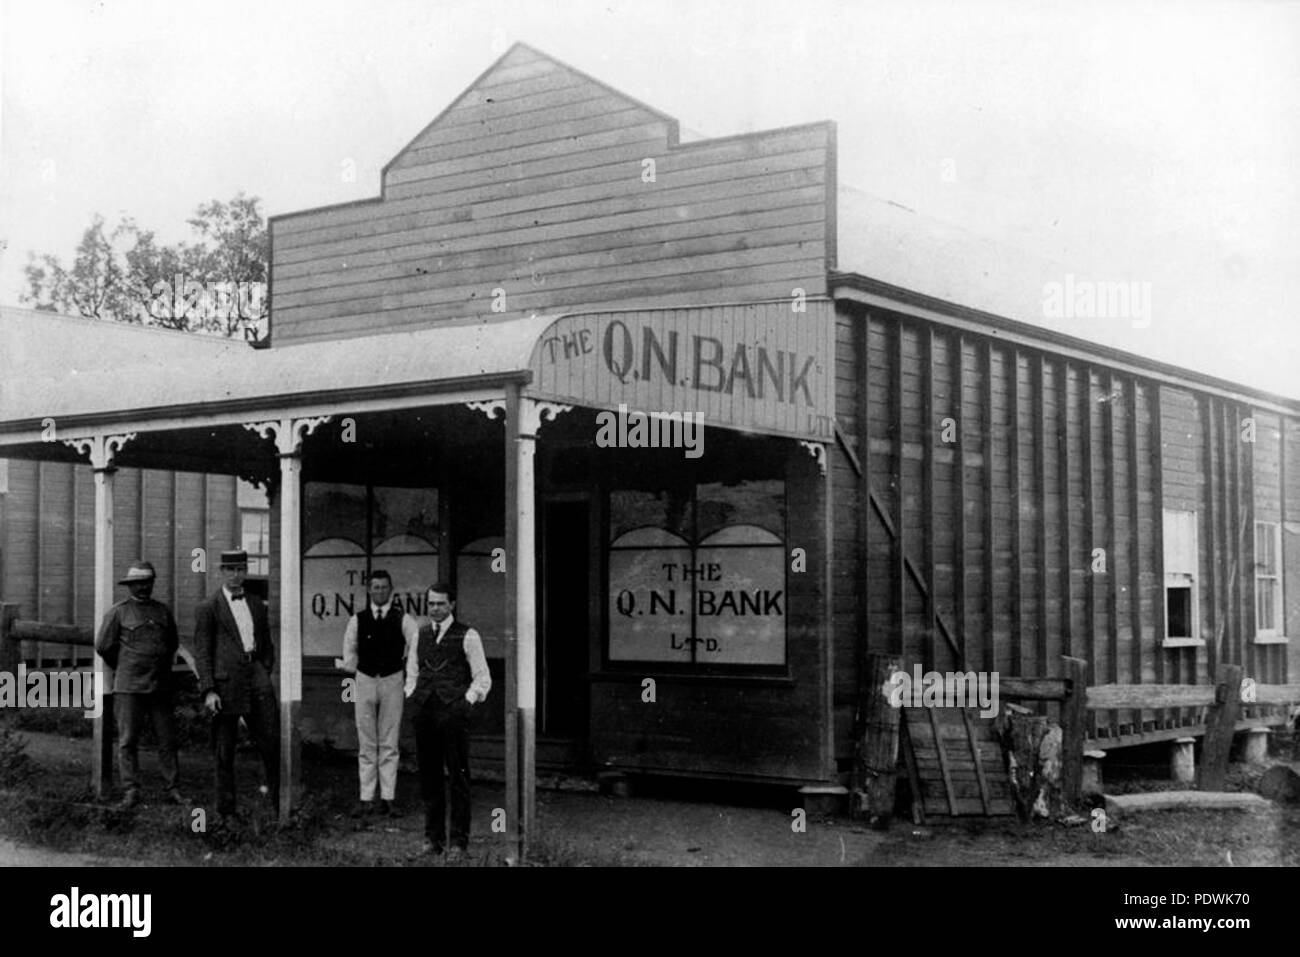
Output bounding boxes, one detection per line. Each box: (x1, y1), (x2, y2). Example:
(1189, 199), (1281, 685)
(340, 570), (419, 816)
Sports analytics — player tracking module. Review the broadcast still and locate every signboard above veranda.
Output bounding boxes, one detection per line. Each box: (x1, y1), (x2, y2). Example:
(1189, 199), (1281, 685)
(529, 300), (836, 443)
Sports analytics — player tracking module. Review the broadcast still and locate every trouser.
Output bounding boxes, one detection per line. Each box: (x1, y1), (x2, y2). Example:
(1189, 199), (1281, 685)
(115, 691), (179, 792)
(354, 670), (404, 801)
(413, 696), (472, 849)
(212, 676), (279, 816)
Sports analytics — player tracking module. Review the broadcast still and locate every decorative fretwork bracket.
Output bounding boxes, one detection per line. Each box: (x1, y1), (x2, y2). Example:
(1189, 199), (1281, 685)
(244, 415), (333, 457)
(63, 432), (137, 471)
(465, 399), (506, 422)
(521, 399), (573, 436)
(466, 398), (572, 436)
(799, 440), (827, 476)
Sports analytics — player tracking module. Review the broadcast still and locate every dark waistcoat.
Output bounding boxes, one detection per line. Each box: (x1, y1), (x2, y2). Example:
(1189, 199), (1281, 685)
(356, 606), (406, 677)
(414, 619), (472, 704)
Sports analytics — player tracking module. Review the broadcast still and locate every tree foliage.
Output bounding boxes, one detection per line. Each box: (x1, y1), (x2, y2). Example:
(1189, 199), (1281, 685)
(21, 193), (268, 339)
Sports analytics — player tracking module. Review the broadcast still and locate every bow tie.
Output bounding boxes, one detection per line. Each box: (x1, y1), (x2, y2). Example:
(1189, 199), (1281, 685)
(229, 591), (245, 601)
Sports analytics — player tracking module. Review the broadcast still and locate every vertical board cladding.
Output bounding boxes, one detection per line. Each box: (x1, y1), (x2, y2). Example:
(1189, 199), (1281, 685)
(270, 44), (833, 346)
(1160, 386), (1206, 694)
(831, 309), (861, 749)
(990, 346), (1013, 672)
(588, 443), (832, 782)
(1285, 418), (1300, 680)
(37, 463), (74, 644)
(963, 337), (988, 670)
(1166, 392), (1290, 687)
(834, 301), (1289, 758)
(0, 461), (239, 658)
(1040, 357), (1061, 679)
(1251, 410), (1282, 686)
(864, 320), (895, 651)
(173, 472), (208, 629)
(6, 460), (38, 658)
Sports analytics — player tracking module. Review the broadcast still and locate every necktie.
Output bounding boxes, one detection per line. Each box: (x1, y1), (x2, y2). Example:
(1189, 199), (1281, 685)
(230, 591), (245, 601)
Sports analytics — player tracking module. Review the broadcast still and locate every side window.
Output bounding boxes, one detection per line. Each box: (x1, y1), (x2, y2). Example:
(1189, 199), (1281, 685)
(1162, 509), (1198, 643)
(1255, 521), (1284, 639)
(237, 480), (271, 576)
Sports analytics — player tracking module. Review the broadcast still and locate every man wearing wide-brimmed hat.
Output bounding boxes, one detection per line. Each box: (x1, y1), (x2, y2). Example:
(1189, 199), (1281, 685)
(94, 560), (184, 808)
(193, 548), (279, 819)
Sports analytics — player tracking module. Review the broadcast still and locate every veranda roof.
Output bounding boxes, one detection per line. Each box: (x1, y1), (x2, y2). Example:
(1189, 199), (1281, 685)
(0, 306), (555, 431)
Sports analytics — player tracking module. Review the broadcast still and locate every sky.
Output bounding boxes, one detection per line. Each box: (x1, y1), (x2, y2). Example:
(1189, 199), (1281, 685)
(1, 0), (1297, 397)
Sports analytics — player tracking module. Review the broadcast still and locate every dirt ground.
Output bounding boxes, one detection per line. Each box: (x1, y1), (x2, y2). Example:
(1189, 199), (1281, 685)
(1, 727), (1296, 867)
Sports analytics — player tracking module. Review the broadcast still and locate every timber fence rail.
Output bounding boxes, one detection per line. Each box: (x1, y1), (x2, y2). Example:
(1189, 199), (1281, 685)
(3, 601), (205, 798)
(1, 601), (114, 794)
(0, 603), (94, 676)
(996, 655), (1300, 807)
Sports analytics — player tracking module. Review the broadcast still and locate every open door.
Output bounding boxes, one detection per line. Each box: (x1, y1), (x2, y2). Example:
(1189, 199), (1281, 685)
(540, 497), (590, 739)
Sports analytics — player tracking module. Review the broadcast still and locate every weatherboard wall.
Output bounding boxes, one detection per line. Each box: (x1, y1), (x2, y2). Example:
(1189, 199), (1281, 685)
(270, 43), (833, 346)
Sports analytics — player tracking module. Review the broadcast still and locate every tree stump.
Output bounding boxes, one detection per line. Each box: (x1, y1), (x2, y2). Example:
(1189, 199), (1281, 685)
(994, 708), (1063, 820)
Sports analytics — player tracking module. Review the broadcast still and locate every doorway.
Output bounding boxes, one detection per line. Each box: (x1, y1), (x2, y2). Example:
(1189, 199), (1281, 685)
(540, 498), (590, 738)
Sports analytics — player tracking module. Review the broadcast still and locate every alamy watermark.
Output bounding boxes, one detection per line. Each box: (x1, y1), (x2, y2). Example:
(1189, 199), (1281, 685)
(0, 665), (103, 718)
(1042, 273), (1151, 329)
(142, 273), (266, 326)
(50, 887), (151, 937)
(884, 666), (1000, 718)
(594, 403), (704, 459)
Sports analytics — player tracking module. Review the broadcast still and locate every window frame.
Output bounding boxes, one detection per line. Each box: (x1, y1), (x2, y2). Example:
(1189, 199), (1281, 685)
(1162, 508), (1203, 647)
(240, 507), (271, 577)
(1253, 520), (1287, 643)
(602, 481), (789, 676)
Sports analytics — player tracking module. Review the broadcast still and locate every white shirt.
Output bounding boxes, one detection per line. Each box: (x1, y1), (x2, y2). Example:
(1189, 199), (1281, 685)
(404, 614), (492, 703)
(340, 602), (420, 675)
(222, 586), (256, 653)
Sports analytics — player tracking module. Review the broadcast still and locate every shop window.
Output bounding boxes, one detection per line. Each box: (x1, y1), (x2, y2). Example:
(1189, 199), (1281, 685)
(607, 481), (786, 668)
(1255, 521), (1284, 640)
(1162, 509), (1199, 644)
(301, 482), (438, 658)
(372, 482), (441, 614)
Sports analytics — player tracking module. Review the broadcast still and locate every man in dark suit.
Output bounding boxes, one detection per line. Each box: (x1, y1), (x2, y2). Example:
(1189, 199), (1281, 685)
(406, 582), (491, 860)
(193, 548), (279, 819)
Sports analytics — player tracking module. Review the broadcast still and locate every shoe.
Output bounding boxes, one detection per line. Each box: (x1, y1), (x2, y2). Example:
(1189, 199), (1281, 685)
(119, 790), (140, 810)
(446, 846), (465, 863)
(165, 789), (188, 805)
(352, 800), (376, 818)
(381, 800), (396, 817)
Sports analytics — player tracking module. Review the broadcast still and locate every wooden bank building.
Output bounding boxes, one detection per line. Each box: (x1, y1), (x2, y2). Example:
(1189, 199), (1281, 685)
(2, 44), (1298, 841)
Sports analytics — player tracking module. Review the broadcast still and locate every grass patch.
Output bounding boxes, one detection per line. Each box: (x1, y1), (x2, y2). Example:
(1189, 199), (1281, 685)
(0, 720), (33, 788)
